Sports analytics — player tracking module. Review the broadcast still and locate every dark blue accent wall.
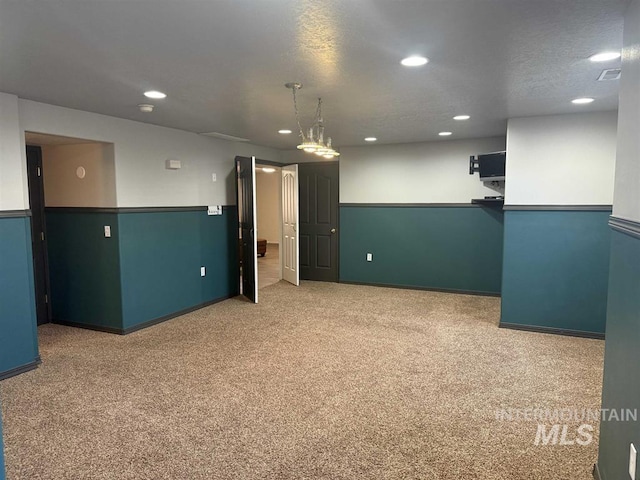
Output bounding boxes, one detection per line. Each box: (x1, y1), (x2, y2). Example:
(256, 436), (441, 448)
(339, 205), (504, 294)
(45, 208), (238, 333)
(500, 210), (611, 335)
(0, 217), (39, 377)
(118, 208), (238, 330)
(597, 229), (640, 479)
(46, 211), (123, 330)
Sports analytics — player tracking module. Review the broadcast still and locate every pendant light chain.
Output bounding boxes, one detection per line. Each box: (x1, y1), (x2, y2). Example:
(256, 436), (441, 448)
(291, 84), (306, 143)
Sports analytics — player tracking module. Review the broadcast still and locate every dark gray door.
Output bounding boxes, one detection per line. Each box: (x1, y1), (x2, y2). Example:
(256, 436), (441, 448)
(299, 162), (339, 282)
(26, 145), (52, 325)
(235, 156), (258, 303)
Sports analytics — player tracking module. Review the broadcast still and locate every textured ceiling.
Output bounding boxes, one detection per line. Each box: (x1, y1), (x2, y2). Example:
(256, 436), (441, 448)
(0, 0), (629, 149)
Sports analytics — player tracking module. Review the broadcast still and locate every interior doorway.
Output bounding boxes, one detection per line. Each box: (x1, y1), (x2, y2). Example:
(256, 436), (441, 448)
(24, 131), (115, 327)
(236, 157), (339, 298)
(253, 161), (339, 287)
(255, 163), (283, 289)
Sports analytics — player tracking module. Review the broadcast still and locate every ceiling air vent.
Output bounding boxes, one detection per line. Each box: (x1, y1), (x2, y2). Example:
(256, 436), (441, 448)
(598, 68), (621, 81)
(200, 132), (250, 142)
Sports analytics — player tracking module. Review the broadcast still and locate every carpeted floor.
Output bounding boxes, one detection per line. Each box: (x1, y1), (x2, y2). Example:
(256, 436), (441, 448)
(1, 282), (604, 479)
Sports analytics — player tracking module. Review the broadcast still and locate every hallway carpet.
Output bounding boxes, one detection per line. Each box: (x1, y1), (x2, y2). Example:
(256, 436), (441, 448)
(1, 282), (604, 479)
(258, 243), (280, 289)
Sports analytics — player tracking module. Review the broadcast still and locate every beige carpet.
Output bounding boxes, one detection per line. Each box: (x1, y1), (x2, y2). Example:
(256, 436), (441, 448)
(1, 282), (604, 479)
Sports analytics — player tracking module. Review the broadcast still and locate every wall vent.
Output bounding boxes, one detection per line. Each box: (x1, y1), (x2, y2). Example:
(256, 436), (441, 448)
(200, 132), (251, 142)
(598, 68), (621, 81)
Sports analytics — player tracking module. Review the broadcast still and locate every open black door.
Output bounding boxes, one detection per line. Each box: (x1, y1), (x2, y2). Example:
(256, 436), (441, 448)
(26, 145), (52, 325)
(235, 156), (258, 303)
(299, 162), (339, 282)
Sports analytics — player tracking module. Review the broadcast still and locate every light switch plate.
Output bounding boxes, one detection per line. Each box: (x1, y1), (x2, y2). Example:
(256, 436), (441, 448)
(104, 225), (111, 238)
(212, 173), (217, 182)
(366, 253), (373, 262)
(207, 205), (222, 216)
(200, 266), (206, 277)
(630, 443), (636, 479)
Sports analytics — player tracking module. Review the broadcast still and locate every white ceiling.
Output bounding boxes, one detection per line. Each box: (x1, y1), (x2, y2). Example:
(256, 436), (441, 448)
(0, 0), (628, 149)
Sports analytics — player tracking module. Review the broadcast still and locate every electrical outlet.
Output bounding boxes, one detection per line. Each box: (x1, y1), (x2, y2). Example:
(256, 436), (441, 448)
(200, 266), (206, 277)
(212, 173), (217, 182)
(104, 225), (111, 238)
(366, 253), (373, 262)
(630, 443), (637, 479)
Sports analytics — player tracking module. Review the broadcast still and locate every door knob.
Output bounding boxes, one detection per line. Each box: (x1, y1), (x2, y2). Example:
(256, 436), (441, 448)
(330, 228), (336, 234)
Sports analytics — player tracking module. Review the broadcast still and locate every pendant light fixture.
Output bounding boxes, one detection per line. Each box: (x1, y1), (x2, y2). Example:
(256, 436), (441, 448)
(285, 82), (340, 159)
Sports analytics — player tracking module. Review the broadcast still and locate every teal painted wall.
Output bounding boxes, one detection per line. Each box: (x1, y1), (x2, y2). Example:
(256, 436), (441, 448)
(118, 208), (238, 329)
(46, 211), (123, 330)
(597, 230), (640, 479)
(500, 210), (611, 334)
(0, 217), (39, 376)
(46, 208), (238, 332)
(339, 205), (504, 294)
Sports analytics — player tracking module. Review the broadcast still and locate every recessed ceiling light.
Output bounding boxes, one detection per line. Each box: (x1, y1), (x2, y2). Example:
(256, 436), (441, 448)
(438, 131), (453, 136)
(401, 56), (429, 67)
(144, 90), (166, 99)
(138, 104), (154, 113)
(572, 97), (595, 104)
(589, 51), (621, 62)
(262, 167), (276, 173)
(364, 137), (377, 142)
(278, 129), (292, 134)
(453, 115), (470, 121)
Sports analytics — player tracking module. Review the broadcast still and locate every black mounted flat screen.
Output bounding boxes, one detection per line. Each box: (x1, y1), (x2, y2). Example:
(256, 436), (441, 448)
(478, 151), (506, 181)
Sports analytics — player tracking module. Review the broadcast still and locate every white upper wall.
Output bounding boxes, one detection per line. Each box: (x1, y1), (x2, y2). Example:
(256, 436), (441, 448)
(0, 93), (28, 210)
(3, 94), (623, 211)
(339, 137), (506, 204)
(18, 99), (281, 208)
(41, 143), (117, 208)
(280, 149), (339, 164)
(613, 0), (640, 222)
(505, 112), (617, 206)
(235, 142), (284, 165)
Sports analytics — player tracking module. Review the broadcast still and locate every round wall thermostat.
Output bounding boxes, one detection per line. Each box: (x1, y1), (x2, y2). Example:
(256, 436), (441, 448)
(76, 166), (86, 179)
